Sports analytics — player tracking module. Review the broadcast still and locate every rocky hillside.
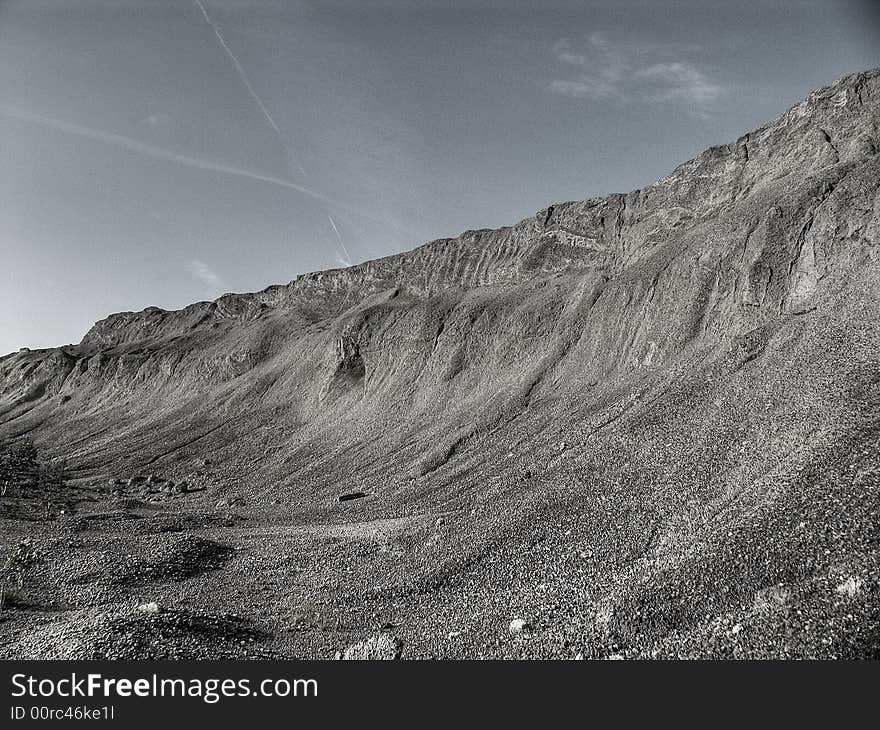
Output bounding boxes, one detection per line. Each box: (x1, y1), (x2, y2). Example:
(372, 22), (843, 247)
(1, 69), (878, 659)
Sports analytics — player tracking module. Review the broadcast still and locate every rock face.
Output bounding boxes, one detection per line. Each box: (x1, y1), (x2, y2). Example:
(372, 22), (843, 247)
(1, 69), (880, 659)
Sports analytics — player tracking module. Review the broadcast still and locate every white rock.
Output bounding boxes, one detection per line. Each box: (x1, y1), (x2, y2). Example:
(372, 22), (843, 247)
(137, 602), (161, 614)
(509, 618), (531, 635)
(341, 633), (401, 660)
(835, 576), (864, 597)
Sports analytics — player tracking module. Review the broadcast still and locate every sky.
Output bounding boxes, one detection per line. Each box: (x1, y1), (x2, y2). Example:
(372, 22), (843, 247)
(1, 0), (879, 355)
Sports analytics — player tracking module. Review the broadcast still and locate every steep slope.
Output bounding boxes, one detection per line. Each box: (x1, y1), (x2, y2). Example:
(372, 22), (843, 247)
(1, 69), (878, 659)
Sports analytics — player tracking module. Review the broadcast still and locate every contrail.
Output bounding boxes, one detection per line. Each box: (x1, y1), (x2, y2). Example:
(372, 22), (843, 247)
(1, 105), (410, 231)
(0, 105), (330, 206)
(192, 0), (306, 177)
(327, 214), (352, 266)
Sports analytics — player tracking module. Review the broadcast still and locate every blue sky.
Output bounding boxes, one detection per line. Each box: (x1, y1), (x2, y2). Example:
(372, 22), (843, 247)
(2, 0), (879, 354)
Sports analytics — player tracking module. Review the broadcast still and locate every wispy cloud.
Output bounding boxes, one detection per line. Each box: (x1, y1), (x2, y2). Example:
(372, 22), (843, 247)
(547, 33), (726, 116)
(549, 34), (627, 101)
(186, 259), (226, 295)
(635, 62), (725, 106)
(140, 113), (163, 127)
(547, 76), (621, 101)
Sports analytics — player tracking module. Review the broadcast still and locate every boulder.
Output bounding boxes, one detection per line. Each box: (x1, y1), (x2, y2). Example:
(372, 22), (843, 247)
(341, 633), (401, 660)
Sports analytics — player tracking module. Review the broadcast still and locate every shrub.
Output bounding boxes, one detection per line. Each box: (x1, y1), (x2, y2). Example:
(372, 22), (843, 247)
(0, 540), (43, 613)
(38, 457), (66, 490)
(0, 440), (39, 495)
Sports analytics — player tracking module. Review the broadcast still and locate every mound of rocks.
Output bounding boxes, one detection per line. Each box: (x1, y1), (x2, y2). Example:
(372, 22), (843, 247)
(106, 473), (206, 502)
(108, 535), (234, 584)
(5, 607), (274, 660)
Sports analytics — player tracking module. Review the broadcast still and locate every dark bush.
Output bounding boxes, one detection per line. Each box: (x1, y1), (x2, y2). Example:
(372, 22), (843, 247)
(0, 440), (39, 495)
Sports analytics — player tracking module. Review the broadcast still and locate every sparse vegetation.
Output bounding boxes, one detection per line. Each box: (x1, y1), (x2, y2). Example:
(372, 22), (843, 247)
(0, 441), (69, 520)
(0, 440), (38, 496)
(0, 540), (43, 614)
(38, 457), (66, 491)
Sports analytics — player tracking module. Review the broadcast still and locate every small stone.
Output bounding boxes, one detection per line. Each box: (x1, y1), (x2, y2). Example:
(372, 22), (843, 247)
(215, 495), (244, 510)
(509, 618), (531, 635)
(137, 602), (161, 614)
